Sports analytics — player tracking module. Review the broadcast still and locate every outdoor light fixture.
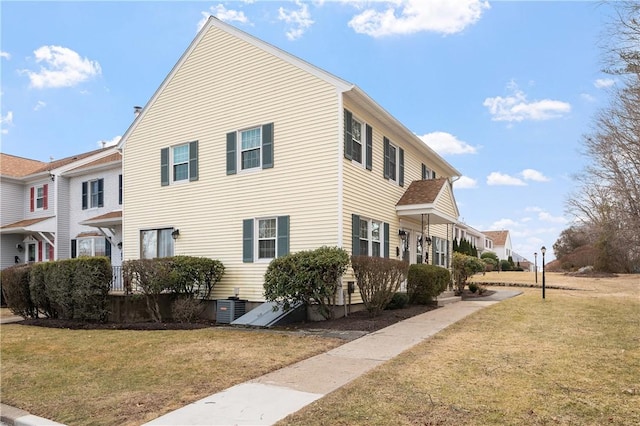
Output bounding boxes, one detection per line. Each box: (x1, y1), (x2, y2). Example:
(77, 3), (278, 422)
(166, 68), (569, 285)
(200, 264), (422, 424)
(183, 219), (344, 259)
(117, 242), (123, 250)
(171, 229), (180, 240)
(540, 246), (547, 299)
(424, 236), (432, 245)
(49, 172), (55, 182)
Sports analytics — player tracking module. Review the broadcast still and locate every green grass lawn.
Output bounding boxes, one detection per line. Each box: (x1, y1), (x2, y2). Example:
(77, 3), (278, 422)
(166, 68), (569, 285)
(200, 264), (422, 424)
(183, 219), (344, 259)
(280, 288), (640, 425)
(0, 326), (342, 425)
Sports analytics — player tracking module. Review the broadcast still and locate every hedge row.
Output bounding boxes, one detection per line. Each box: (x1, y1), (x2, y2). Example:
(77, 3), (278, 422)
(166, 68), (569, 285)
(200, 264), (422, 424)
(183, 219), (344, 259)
(1, 257), (112, 322)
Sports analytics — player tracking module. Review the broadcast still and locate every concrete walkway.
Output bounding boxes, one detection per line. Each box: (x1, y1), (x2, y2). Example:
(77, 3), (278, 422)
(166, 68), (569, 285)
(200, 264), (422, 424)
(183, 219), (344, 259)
(0, 290), (521, 426)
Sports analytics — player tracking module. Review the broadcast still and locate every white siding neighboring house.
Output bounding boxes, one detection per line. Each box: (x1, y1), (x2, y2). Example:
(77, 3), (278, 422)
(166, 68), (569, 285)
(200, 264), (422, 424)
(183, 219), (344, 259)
(0, 148), (123, 273)
(482, 230), (513, 261)
(453, 222), (488, 256)
(117, 17), (462, 304)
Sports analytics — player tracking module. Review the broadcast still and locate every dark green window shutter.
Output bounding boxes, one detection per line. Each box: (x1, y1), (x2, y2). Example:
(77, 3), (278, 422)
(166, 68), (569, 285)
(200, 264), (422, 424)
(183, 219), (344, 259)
(383, 222), (389, 258)
(365, 124), (373, 171)
(82, 182), (88, 210)
(242, 219), (254, 263)
(277, 215), (289, 257)
(71, 239), (77, 258)
(432, 170), (437, 179)
(399, 148), (405, 187)
(344, 110), (353, 160)
(118, 174), (123, 205)
(189, 141), (199, 181)
(383, 137), (390, 179)
(351, 214), (360, 256)
(226, 132), (237, 175)
(262, 123), (274, 169)
(422, 164), (427, 180)
(161, 148), (169, 186)
(105, 238), (111, 260)
(97, 178), (104, 207)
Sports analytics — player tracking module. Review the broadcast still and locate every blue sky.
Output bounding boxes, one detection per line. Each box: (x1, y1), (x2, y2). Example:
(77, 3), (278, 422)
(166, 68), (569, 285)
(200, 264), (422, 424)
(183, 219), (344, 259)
(1, 1), (617, 262)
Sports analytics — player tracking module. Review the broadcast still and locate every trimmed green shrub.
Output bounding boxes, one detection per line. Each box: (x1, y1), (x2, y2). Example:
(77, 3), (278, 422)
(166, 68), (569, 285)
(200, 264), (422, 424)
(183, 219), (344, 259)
(500, 259), (513, 271)
(1, 264), (37, 318)
(123, 258), (177, 322)
(452, 252), (485, 295)
(47, 259), (76, 319)
(468, 282), (479, 293)
(30, 262), (58, 318)
(351, 256), (409, 317)
(70, 257), (112, 322)
(264, 246), (350, 320)
(170, 256), (225, 300)
(385, 292), (409, 310)
(407, 264), (450, 304)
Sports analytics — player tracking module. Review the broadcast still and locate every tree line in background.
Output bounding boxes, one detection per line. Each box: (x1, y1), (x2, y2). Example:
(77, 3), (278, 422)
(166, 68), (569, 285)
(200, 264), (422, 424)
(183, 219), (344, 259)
(556, 1), (640, 273)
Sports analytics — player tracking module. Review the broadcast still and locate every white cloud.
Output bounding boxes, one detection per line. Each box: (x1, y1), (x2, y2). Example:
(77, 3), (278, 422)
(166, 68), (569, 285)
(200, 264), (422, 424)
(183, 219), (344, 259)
(489, 218), (520, 230)
(486, 172), (526, 186)
(418, 131), (478, 155)
(594, 78), (615, 89)
(521, 168), (549, 182)
(198, 4), (250, 32)
(453, 176), (477, 189)
(483, 81), (571, 122)
(0, 51), (10, 60)
(348, 0), (489, 37)
(580, 93), (596, 102)
(97, 135), (122, 148)
(1, 110), (14, 134)
(34, 101), (47, 111)
(538, 211), (567, 224)
(21, 45), (101, 89)
(278, 0), (314, 40)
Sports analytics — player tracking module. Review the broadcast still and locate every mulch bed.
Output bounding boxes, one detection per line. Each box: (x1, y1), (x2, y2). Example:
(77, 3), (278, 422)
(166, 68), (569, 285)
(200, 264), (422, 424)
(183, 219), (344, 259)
(14, 290), (495, 333)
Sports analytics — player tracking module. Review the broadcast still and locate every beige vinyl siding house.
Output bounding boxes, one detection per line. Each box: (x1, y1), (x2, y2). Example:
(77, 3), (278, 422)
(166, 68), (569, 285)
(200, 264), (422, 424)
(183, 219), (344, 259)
(118, 17), (462, 304)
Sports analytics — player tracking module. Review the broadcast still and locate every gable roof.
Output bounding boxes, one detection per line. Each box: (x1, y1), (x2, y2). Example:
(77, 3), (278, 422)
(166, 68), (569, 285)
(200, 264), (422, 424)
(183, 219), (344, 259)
(115, 17), (461, 178)
(396, 178), (459, 224)
(483, 230), (510, 246)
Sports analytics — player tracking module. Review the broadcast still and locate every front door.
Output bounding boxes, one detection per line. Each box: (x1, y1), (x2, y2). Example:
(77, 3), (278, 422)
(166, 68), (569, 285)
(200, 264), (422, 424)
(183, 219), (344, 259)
(27, 242), (36, 263)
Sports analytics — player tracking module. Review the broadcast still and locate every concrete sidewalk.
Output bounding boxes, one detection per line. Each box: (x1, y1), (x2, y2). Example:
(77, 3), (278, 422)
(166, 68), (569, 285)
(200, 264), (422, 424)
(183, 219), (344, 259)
(0, 290), (521, 426)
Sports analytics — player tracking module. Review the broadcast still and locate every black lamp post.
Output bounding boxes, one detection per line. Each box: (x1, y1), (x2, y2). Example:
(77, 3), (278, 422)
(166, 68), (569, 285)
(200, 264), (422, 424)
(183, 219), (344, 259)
(541, 246), (546, 299)
(534, 252), (538, 283)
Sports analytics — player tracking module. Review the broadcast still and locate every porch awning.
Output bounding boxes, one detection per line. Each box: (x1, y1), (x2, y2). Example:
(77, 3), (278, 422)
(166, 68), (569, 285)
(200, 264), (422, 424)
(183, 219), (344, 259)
(0, 216), (56, 234)
(395, 179), (459, 225)
(79, 210), (122, 227)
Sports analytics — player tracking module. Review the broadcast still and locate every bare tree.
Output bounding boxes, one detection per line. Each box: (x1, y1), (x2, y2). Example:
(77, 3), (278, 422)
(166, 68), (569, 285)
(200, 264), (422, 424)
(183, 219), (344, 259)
(565, 2), (640, 272)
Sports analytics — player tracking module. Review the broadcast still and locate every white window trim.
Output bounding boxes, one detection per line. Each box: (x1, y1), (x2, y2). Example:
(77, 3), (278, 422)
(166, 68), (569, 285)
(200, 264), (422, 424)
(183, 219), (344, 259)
(140, 228), (175, 259)
(77, 237), (106, 257)
(171, 143), (190, 184)
(88, 179), (100, 209)
(238, 126), (263, 173)
(359, 217), (384, 257)
(255, 217), (277, 262)
(35, 185), (45, 211)
(351, 115), (367, 168)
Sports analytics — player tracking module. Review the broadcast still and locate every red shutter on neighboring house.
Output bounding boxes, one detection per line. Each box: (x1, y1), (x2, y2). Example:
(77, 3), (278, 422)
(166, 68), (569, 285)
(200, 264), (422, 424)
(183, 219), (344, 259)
(30, 187), (35, 212)
(49, 243), (54, 260)
(38, 241), (42, 262)
(43, 184), (48, 210)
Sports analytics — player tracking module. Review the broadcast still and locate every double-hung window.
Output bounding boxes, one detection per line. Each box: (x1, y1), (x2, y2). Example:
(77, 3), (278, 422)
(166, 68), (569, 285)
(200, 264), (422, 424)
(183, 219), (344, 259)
(161, 141), (198, 186)
(422, 164), (436, 180)
(433, 237), (448, 267)
(140, 228), (174, 259)
(82, 179), (104, 209)
(227, 123), (274, 175)
(257, 218), (277, 259)
(352, 214), (387, 257)
(383, 137), (404, 186)
(30, 184), (48, 212)
(343, 110), (372, 170)
(242, 216), (289, 263)
(241, 127), (262, 170)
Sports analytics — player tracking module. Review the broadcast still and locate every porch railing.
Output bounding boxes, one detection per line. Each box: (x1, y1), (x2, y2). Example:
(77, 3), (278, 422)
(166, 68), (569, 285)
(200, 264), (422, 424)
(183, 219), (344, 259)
(111, 266), (125, 292)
